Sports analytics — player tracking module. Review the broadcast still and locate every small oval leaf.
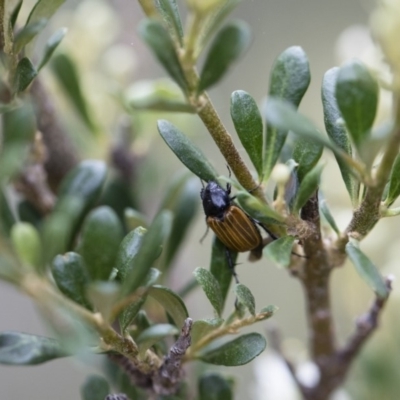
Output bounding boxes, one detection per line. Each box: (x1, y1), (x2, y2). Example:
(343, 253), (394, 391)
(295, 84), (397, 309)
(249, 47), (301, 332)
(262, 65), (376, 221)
(139, 19), (187, 90)
(13, 57), (37, 92)
(194, 267), (224, 317)
(264, 46), (310, 179)
(234, 283), (255, 316)
(345, 241), (389, 300)
(264, 236), (296, 268)
(199, 20), (251, 92)
(0, 332), (67, 365)
(197, 332), (266, 366)
(322, 67), (358, 203)
(231, 90), (263, 177)
(137, 323), (179, 356)
(336, 60), (378, 148)
(122, 211), (172, 295)
(156, 0), (184, 45)
(148, 285), (189, 328)
(293, 164), (324, 212)
(386, 154), (400, 206)
(191, 318), (224, 346)
(158, 119), (218, 181)
(52, 252), (92, 309)
(292, 138), (323, 183)
(79, 206), (124, 281)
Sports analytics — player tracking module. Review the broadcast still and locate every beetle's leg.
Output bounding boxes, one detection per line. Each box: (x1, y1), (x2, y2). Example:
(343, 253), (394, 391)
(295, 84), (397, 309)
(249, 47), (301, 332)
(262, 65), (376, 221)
(200, 221), (210, 244)
(225, 247), (239, 284)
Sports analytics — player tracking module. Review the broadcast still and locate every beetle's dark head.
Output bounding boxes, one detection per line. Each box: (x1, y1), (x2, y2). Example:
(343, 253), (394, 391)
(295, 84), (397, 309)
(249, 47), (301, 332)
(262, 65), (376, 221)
(200, 181), (231, 219)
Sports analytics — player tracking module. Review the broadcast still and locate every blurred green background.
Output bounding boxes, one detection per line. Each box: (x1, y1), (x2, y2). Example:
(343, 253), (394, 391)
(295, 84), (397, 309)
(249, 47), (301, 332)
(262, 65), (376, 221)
(2, 0), (400, 399)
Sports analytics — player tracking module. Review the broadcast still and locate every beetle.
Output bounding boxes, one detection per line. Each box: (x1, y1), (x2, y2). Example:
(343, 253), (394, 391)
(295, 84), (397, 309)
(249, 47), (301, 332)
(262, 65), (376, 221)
(200, 179), (275, 281)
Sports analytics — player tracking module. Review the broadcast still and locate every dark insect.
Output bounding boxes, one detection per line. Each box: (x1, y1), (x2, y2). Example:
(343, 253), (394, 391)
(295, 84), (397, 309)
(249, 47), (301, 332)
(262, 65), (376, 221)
(200, 180), (275, 281)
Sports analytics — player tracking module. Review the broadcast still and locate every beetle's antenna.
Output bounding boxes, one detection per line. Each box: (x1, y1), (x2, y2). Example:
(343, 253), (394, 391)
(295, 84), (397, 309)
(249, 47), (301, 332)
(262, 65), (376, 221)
(199, 224), (209, 244)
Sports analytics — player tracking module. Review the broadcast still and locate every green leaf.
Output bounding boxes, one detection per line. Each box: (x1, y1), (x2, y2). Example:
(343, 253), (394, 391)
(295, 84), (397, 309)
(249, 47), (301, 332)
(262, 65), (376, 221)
(0, 255), (21, 284)
(209, 237), (236, 312)
(234, 283), (255, 316)
(197, 332), (266, 366)
(137, 324), (179, 356)
(0, 332), (67, 365)
(292, 138), (323, 183)
(163, 177), (200, 267)
(293, 164), (324, 212)
(122, 211), (172, 295)
(51, 53), (96, 133)
(52, 252), (92, 309)
(115, 227), (147, 282)
(336, 60), (378, 148)
(139, 19), (187, 91)
(191, 318), (223, 346)
(194, 267), (224, 317)
(235, 191), (285, 224)
(156, 0), (184, 45)
(264, 46), (310, 179)
(79, 206), (124, 281)
(10, 222), (42, 270)
(0, 189), (16, 235)
(199, 372), (233, 400)
(199, 20), (251, 92)
(81, 375), (110, 400)
(87, 281), (121, 321)
(13, 57), (37, 92)
(27, 0), (66, 25)
(264, 236), (295, 268)
(14, 18), (47, 53)
(58, 160), (107, 206)
(10, 0), (23, 28)
(322, 67), (358, 202)
(386, 154), (400, 206)
(318, 192), (340, 235)
(345, 241), (389, 300)
(258, 305), (279, 320)
(38, 27), (68, 71)
(124, 208), (148, 231)
(148, 285), (189, 328)
(230, 90), (263, 177)
(158, 119), (218, 181)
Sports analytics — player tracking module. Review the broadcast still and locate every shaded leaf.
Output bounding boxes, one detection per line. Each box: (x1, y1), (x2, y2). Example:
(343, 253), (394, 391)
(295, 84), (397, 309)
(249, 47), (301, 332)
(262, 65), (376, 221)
(345, 241), (389, 300)
(199, 20), (251, 92)
(209, 236), (236, 312)
(294, 164), (324, 212)
(264, 46), (310, 179)
(158, 119), (218, 182)
(156, 0), (183, 45)
(13, 57), (37, 92)
(322, 67), (358, 202)
(115, 227), (147, 282)
(0, 332), (67, 365)
(0, 189), (16, 235)
(81, 375), (110, 400)
(38, 27), (68, 71)
(52, 252), (92, 309)
(264, 236), (295, 268)
(14, 18), (47, 53)
(87, 282), (121, 321)
(79, 206), (124, 281)
(234, 283), (255, 316)
(27, 0), (66, 25)
(199, 372), (233, 400)
(191, 318), (223, 346)
(51, 53), (96, 132)
(386, 154), (400, 206)
(194, 267), (223, 317)
(197, 333), (266, 366)
(10, 222), (42, 270)
(137, 324), (179, 356)
(10, 0), (23, 28)
(336, 60), (378, 148)
(318, 192), (340, 234)
(231, 90), (263, 177)
(139, 19), (187, 90)
(148, 285), (189, 328)
(292, 138), (323, 183)
(122, 211), (172, 295)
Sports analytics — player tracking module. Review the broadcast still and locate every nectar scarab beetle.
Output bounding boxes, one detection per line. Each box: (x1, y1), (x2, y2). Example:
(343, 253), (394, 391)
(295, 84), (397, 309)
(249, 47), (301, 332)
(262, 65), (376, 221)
(201, 180), (272, 264)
